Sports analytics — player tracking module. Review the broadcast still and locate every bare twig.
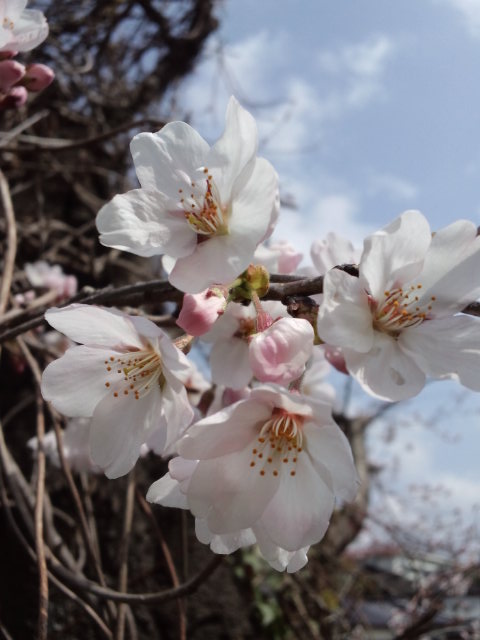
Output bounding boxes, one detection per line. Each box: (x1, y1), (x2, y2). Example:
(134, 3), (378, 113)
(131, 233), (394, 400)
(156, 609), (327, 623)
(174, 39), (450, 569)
(34, 389), (49, 640)
(0, 171), (17, 315)
(114, 471), (136, 640)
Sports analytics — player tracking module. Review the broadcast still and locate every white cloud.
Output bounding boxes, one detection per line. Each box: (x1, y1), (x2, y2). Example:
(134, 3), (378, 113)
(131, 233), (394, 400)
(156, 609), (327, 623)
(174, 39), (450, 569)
(317, 35), (394, 78)
(367, 173), (419, 201)
(437, 0), (480, 37)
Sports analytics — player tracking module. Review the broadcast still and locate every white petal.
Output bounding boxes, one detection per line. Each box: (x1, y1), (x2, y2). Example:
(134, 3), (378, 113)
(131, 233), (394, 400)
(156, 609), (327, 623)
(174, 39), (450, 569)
(228, 157), (278, 246)
(169, 232), (256, 293)
(187, 442), (280, 532)
(96, 189), (196, 258)
(414, 220), (480, 315)
(344, 331), (426, 401)
(259, 453), (335, 551)
(6, 9), (48, 52)
(400, 315), (480, 391)
(361, 210), (431, 299)
(90, 386), (164, 478)
(178, 399), (270, 460)
(41, 345), (118, 417)
(207, 96), (258, 204)
(131, 123), (209, 197)
(210, 338), (252, 389)
(161, 377), (194, 452)
(45, 304), (144, 349)
(303, 422), (358, 501)
(146, 472), (189, 509)
(195, 519), (256, 554)
(317, 269), (374, 352)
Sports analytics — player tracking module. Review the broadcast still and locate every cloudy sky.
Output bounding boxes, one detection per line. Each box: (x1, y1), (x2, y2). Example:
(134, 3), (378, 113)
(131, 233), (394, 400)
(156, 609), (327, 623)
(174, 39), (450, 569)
(171, 0), (480, 551)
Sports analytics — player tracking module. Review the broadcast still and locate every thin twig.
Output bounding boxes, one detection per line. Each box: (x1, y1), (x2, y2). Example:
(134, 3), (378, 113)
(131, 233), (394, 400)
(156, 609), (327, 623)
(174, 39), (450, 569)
(114, 471), (136, 640)
(136, 490), (187, 640)
(51, 554), (223, 605)
(34, 389), (49, 640)
(0, 170), (17, 315)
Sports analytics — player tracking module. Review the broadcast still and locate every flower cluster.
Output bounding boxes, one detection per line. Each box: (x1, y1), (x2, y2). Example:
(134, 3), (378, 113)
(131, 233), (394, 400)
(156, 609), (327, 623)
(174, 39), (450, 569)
(39, 96), (480, 572)
(0, 0), (53, 109)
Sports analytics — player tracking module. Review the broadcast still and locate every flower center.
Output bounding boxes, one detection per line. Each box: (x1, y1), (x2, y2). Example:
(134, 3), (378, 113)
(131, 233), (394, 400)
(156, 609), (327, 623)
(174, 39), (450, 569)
(178, 167), (228, 237)
(103, 348), (164, 400)
(2, 17), (14, 30)
(249, 408), (304, 478)
(371, 284), (436, 337)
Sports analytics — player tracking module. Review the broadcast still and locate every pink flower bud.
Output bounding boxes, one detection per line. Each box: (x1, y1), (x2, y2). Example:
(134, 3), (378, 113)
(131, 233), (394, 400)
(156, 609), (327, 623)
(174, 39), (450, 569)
(0, 85), (27, 109)
(177, 288), (227, 336)
(23, 63), (54, 92)
(0, 59), (25, 92)
(249, 317), (314, 385)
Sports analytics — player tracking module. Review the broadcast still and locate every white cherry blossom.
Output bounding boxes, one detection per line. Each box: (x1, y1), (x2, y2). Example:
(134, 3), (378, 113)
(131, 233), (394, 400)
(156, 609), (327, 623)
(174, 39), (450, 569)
(147, 456), (309, 572)
(0, 0), (49, 52)
(41, 304), (194, 478)
(96, 96), (279, 293)
(148, 384), (358, 558)
(318, 210), (480, 401)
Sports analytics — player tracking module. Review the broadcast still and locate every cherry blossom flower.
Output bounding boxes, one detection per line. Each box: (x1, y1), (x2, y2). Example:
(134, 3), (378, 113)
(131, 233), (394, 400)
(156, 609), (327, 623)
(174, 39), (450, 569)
(148, 384), (358, 560)
(147, 457), (309, 572)
(317, 210), (480, 401)
(96, 96), (279, 293)
(41, 304), (194, 478)
(0, 0), (49, 52)
(25, 260), (78, 300)
(203, 300), (289, 389)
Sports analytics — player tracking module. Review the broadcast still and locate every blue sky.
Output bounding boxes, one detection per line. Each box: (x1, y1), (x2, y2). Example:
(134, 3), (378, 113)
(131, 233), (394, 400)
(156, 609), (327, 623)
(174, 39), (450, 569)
(169, 0), (480, 551)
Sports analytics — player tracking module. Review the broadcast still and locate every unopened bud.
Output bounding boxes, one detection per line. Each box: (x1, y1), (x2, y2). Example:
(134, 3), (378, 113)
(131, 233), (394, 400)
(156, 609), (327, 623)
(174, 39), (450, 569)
(23, 63), (54, 92)
(0, 85), (27, 110)
(0, 59), (25, 92)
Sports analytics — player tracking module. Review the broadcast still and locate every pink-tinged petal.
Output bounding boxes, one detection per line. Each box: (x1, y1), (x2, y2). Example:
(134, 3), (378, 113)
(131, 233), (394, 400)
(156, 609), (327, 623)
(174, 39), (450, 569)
(254, 241), (303, 275)
(317, 269), (374, 352)
(303, 422), (359, 502)
(41, 345), (119, 417)
(130, 123), (209, 197)
(249, 318), (314, 385)
(228, 157), (279, 245)
(146, 472), (189, 509)
(361, 210), (431, 299)
(179, 399), (271, 460)
(400, 315), (480, 391)
(344, 331), (426, 401)
(311, 232), (360, 275)
(3, 9), (48, 52)
(259, 453), (335, 551)
(96, 189), (196, 258)
(210, 338), (252, 389)
(413, 220), (480, 315)
(207, 96), (258, 204)
(187, 442), (280, 532)
(90, 384), (163, 478)
(177, 290), (226, 336)
(45, 305), (145, 349)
